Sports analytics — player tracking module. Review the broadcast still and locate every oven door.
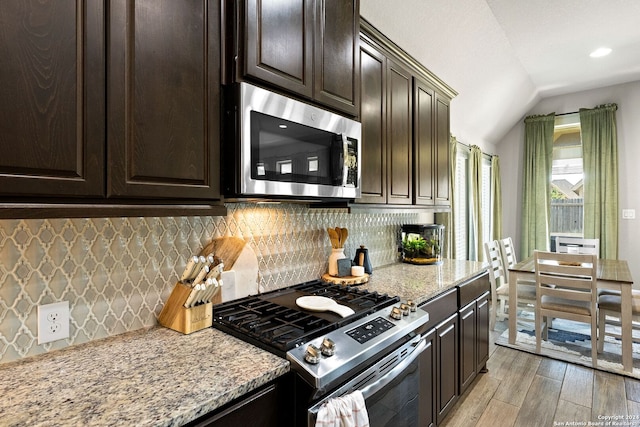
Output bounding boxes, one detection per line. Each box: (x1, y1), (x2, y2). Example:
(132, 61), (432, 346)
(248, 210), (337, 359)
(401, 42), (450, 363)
(239, 83), (361, 199)
(307, 334), (427, 427)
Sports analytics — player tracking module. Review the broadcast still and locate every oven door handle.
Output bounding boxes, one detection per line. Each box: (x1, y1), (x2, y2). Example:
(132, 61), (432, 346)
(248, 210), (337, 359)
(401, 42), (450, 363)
(359, 336), (427, 400)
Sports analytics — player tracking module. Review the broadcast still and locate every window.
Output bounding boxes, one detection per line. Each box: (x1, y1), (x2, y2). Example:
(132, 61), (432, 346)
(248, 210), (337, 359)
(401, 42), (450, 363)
(551, 114), (583, 238)
(452, 144), (493, 260)
(454, 148), (468, 258)
(481, 155), (492, 244)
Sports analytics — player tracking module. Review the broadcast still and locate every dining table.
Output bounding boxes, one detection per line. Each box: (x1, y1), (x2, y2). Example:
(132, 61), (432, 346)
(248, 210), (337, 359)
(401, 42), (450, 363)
(509, 256), (635, 372)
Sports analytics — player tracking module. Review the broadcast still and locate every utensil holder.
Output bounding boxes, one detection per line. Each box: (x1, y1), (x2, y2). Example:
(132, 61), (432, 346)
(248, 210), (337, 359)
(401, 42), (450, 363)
(327, 248), (346, 276)
(158, 282), (215, 334)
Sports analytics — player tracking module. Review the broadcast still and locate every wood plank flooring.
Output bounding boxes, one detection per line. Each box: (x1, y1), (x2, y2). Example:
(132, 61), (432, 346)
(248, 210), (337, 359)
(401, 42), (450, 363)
(440, 322), (640, 427)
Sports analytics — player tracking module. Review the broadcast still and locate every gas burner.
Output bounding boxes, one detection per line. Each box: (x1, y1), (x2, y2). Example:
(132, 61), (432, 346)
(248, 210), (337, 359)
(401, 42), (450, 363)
(212, 280), (399, 357)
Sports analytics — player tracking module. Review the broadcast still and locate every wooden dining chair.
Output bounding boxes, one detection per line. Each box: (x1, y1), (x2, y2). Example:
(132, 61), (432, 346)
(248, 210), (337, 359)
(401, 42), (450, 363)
(555, 237), (599, 256)
(484, 240), (536, 330)
(597, 290), (640, 353)
(534, 250), (598, 367)
(499, 237), (536, 286)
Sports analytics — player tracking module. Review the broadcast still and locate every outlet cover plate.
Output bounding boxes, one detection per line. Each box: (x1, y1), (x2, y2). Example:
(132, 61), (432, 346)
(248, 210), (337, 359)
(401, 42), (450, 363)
(38, 301), (70, 344)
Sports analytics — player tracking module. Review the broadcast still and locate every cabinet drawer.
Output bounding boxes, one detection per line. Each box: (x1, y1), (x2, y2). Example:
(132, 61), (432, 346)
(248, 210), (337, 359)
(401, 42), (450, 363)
(458, 271), (489, 307)
(420, 287), (457, 330)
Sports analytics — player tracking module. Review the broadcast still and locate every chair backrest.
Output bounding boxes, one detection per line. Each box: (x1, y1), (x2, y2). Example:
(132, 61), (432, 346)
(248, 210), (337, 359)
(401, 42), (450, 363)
(499, 237), (518, 267)
(498, 237), (518, 282)
(555, 237), (600, 256)
(534, 250), (598, 306)
(484, 240), (507, 290)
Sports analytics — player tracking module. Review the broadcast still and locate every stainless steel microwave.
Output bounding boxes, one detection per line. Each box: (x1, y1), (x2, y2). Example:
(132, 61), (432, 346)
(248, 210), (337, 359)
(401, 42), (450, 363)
(223, 83), (361, 200)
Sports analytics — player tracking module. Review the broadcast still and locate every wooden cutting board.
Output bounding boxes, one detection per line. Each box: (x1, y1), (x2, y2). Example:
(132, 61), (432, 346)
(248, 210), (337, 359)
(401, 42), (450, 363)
(199, 237), (259, 301)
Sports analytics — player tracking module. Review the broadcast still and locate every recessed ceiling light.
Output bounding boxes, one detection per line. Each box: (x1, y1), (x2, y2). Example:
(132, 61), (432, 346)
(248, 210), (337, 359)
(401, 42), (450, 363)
(590, 47), (612, 58)
(278, 124), (288, 129)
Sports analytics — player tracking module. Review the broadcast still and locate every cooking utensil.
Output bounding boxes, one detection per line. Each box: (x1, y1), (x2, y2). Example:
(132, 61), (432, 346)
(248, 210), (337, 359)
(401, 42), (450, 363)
(296, 296), (355, 318)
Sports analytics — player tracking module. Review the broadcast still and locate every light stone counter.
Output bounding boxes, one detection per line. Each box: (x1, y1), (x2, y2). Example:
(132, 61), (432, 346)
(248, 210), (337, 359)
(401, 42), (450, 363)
(363, 259), (488, 305)
(0, 259), (484, 427)
(0, 327), (289, 427)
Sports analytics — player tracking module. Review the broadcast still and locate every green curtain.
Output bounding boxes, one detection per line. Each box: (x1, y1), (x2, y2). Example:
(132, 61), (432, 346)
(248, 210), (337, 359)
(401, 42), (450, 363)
(435, 135), (457, 259)
(580, 104), (619, 259)
(491, 155), (502, 240)
(521, 113), (555, 259)
(469, 145), (483, 261)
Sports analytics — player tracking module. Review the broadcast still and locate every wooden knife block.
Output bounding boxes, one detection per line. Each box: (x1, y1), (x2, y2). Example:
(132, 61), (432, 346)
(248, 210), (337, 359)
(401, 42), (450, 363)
(158, 282), (218, 334)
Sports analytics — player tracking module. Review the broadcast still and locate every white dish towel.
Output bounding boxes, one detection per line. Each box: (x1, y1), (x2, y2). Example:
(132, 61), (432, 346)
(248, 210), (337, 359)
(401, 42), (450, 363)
(315, 390), (370, 427)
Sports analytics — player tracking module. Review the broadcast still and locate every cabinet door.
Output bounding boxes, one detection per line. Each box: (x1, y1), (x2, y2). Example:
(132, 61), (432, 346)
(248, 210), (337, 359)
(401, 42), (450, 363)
(413, 77), (435, 205)
(313, 0), (359, 115)
(386, 59), (412, 205)
(420, 329), (436, 427)
(436, 313), (459, 425)
(434, 93), (451, 205)
(459, 301), (477, 394)
(0, 1), (105, 197)
(476, 292), (490, 372)
(189, 383), (283, 427)
(108, 0), (220, 199)
(357, 40), (386, 204)
(245, 0), (313, 98)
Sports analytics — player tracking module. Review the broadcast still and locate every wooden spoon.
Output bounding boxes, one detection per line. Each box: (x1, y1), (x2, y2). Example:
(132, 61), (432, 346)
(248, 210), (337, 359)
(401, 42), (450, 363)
(341, 228), (348, 247)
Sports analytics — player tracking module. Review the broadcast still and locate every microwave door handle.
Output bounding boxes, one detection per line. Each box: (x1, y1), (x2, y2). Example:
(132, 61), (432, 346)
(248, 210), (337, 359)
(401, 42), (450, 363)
(341, 133), (349, 187)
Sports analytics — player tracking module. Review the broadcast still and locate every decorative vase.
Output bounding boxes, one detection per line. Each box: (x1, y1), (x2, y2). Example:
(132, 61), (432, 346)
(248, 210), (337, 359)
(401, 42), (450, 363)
(328, 248), (346, 276)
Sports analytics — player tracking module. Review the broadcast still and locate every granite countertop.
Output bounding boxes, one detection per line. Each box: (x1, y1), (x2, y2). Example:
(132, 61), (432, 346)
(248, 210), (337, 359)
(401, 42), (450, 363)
(0, 327), (289, 427)
(364, 259), (488, 305)
(0, 259), (485, 427)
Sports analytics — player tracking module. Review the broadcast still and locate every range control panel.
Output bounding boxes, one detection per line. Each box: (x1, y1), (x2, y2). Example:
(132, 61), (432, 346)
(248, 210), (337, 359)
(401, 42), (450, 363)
(346, 317), (395, 344)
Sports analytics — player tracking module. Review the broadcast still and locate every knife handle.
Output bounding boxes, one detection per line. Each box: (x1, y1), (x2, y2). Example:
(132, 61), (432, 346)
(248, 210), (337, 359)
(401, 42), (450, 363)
(183, 284), (200, 308)
(194, 265), (210, 285)
(179, 256), (199, 282)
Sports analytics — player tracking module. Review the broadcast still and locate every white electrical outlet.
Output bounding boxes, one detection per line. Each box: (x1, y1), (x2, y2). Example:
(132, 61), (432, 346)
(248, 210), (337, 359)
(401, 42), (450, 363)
(38, 301), (70, 344)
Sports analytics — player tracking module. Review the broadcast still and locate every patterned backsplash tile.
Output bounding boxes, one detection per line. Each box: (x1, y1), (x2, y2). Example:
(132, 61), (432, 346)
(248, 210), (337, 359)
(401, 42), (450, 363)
(0, 203), (433, 364)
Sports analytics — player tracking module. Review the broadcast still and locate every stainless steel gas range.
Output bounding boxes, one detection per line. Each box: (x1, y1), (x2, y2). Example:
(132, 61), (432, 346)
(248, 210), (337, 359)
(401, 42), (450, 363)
(212, 280), (431, 427)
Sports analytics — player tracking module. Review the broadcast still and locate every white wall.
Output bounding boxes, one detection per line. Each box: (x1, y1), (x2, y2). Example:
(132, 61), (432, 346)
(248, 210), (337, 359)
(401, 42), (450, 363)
(496, 80), (640, 285)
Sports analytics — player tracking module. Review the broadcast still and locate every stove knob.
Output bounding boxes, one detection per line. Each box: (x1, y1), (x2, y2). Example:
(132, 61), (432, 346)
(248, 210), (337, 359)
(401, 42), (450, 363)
(400, 303), (410, 316)
(321, 338), (336, 357)
(305, 344), (321, 364)
(407, 300), (417, 312)
(390, 306), (403, 320)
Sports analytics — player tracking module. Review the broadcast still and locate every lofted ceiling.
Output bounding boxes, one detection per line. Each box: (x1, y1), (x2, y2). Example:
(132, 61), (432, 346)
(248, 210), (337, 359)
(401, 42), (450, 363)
(360, 0), (640, 149)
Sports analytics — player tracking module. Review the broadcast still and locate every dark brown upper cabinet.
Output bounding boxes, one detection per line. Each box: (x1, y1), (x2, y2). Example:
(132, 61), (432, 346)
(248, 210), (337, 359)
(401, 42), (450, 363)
(0, 1), (105, 198)
(357, 19), (455, 208)
(0, 0), (225, 218)
(434, 93), (451, 206)
(229, 0), (359, 116)
(357, 39), (412, 205)
(414, 76), (451, 207)
(414, 78), (436, 205)
(358, 40), (386, 203)
(386, 58), (413, 205)
(108, 0), (221, 200)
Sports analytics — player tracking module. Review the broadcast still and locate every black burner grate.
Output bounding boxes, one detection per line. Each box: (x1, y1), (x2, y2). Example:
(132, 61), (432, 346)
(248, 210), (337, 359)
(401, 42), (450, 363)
(212, 280), (399, 356)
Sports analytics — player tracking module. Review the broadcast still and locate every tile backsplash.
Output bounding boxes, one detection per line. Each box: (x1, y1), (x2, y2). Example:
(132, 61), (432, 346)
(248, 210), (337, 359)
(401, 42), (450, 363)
(0, 203), (432, 364)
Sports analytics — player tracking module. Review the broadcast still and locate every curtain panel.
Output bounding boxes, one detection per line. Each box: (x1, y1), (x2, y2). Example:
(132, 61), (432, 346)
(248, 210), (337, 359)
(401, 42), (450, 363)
(491, 155), (502, 241)
(580, 104), (619, 259)
(521, 113), (555, 259)
(469, 145), (483, 261)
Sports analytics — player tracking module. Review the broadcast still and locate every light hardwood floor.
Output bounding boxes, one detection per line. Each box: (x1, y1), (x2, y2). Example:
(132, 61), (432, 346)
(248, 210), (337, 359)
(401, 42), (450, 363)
(440, 321), (640, 427)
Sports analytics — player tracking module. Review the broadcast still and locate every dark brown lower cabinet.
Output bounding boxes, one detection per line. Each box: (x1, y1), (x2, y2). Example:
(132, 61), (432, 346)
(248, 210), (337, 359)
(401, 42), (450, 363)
(435, 313), (459, 425)
(458, 273), (490, 395)
(420, 271), (489, 426)
(420, 328), (436, 427)
(186, 376), (291, 427)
